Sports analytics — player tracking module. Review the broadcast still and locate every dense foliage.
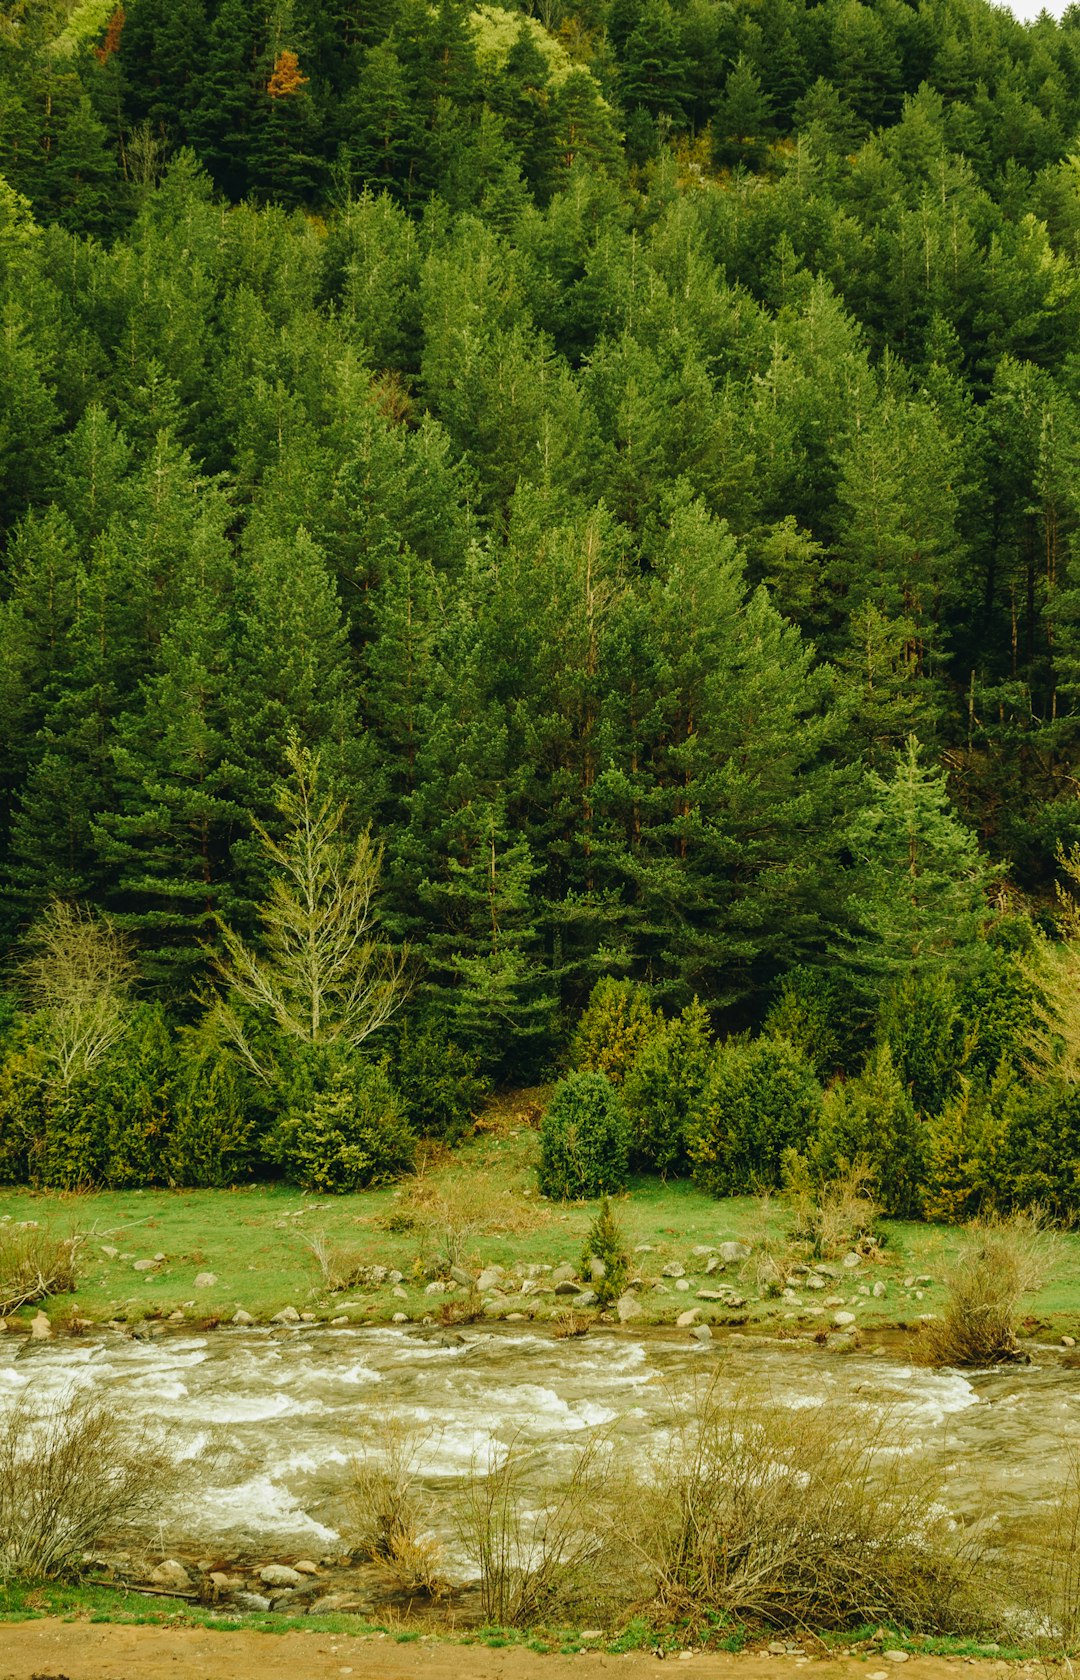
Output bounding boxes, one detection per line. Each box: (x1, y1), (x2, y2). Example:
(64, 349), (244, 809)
(6, 0), (1080, 1200)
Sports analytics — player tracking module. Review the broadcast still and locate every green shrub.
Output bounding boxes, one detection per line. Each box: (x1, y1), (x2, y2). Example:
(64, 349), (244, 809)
(812, 1043), (924, 1217)
(165, 1045), (257, 1188)
(392, 1019), (490, 1144)
(959, 949), (1040, 1077)
(690, 1036), (823, 1197)
(570, 978), (665, 1086)
(37, 1083), (101, 1189)
(764, 966), (860, 1078)
(993, 1080), (1080, 1220)
(538, 1072), (629, 1200)
(622, 997), (714, 1176)
(921, 1071), (1010, 1225)
(275, 1058), (416, 1193)
(94, 1004), (177, 1188)
(0, 1035), (50, 1185)
(877, 972), (968, 1114)
(580, 1196), (629, 1306)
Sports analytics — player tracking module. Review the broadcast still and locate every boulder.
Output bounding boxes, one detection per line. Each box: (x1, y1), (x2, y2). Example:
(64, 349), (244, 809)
(705, 1256), (721, 1275)
(424, 1280), (450, 1296)
(300, 1312), (317, 1323)
(617, 1294), (644, 1322)
(695, 1289), (729, 1302)
(330, 1316), (349, 1326)
(194, 1272), (217, 1289)
(231, 1309), (255, 1326)
(717, 1241), (751, 1263)
(259, 1564), (303, 1588)
(209, 1571), (243, 1591)
(883, 1653), (909, 1664)
(662, 1261), (685, 1278)
(691, 1245), (716, 1259)
(1063, 1335), (1077, 1348)
(387, 1270), (404, 1286)
(149, 1559), (191, 1590)
(272, 1306), (300, 1324)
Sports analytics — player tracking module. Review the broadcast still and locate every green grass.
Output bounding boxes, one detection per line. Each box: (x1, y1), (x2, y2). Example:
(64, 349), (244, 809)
(2, 1117), (1079, 1334)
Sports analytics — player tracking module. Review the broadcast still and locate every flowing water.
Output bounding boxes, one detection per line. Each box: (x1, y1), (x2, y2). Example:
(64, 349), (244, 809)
(0, 1326), (1076, 1552)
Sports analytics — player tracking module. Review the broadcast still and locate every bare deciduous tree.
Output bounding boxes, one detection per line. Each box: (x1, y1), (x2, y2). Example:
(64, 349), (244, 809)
(211, 740), (407, 1080)
(19, 900), (136, 1090)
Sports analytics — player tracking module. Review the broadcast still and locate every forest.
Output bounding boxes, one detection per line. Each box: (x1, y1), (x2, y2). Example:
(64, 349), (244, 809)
(3, 0), (1080, 1213)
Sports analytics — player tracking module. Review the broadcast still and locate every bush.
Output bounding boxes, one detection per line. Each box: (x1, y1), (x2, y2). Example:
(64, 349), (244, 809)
(690, 1036), (822, 1197)
(0, 1034), (50, 1185)
(812, 1042), (925, 1217)
(346, 1415), (446, 1595)
(570, 977), (665, 1085)
(960, 947), (1040, 1077)
(537, 1072), (630, 1200)
(392, 1018), (489, 1144)
(919, 1212), (1052, 1366)
(764, 965), (860, 1078)
(992, 1080), (1080, 1220)
(275, 1058), (417, 1193)
(622, 997), (714, 1176)
(631, 1382), (992, 1632)
(877, 971), (968, 1114)
(0, 1224), (81, 1315)
(921, 1068), (1012, 1225)
(164, 1044), (257, 1188)
(0, 1388), (178, 1580)
(580, 1196), (629, 1306)
(94, 1003), (177, 1188)
(782, 1155), (879, 1260)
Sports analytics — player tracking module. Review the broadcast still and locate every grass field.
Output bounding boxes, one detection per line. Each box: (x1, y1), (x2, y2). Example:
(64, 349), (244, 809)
(2, 1097), (1079, 1337)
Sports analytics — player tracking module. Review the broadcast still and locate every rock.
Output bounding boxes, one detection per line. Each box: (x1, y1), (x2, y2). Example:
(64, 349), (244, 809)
(272, 1306), (300, 1324)
(718, 1241), (751, 1263)
(842, 1252), (862, 1269)
(633, 1243), (655, 1254)
(915, 1275), (933, 1286)
(695, 1289), (728, 1301)
(677, 1308), (701, 1327)
(552, 1262), (578, 1284)
(674, 1278), (691, 1292)
(308, 1592), (368, 1615)
(392, 1285), (408, 1299)
(231, 1309), (255, 1326)
(330, 1316), (349, 1326)
(132, 1258), (157, 1272)
(832, 1310), (857, 1328)
(782, 1288), (802, 1304)
(30, 1310), (51, 1339)
(824, 1295), (845, 1308)
(149, 1559), (191, 1590)
(724, 1296), (747, 1308)
(806, 1275), (825, 1289)
(154, 1252), (166, 1262)
(449, 1265), (475, 1289)
(476, 1267), (504, 1293)
(589, 1257), (607, 1283)
(387, 1270), (403, 1286)
(857, 1284), (870, 1296)
(1063, 1335), (1077, 1348)
(300, 1312), (317, 1323)
(168, 1310), (185, 1322)
(101, 1245), (119, 1258)
(691, 1245), (716, 1258)
(293, 1560), (319, 1575)
(209, 1571), (243, 1591)
(505, 1311), (527, 1322)
(575, 1290), (600, 1308)
(194, 1272), (217, 1289)
(617, 1294), (644, 1322)
(259, 1564), (303, 1587)
(691, 1323), (714, 1343)
(705, 1256), (721, 1274)
(554, 1279), (582, 1296)
(231, 1591), (271, 1612)
(903, 1276), (915, 1288)
(424, 1280), (450, 1296)
(662, 1261), (685, 1278)
(872, 1281), (887, 1299)
(883, 1652), (909, 1664)
(392, 1312), (409, 1324)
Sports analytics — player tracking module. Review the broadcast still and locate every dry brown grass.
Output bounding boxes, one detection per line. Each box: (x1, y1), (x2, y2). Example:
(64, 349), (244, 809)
(0, 1223), (82, 1315)
(345, 1415), (447, 1597)
(919, 1211), (1053, 1367)
(0, 1388), (178, 1581)
(784, 1159), (879, 1261)
(306, 1233), (373, 1292)
(454, 1431), (627, 1627)
(1020, 1446), (1080, 1651)
(623, 1379), (995, 1634)
(393, 1164), (553, 1270)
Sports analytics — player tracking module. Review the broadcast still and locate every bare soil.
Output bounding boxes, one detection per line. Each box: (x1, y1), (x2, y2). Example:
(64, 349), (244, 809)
(0, 1625), (1031, 1680)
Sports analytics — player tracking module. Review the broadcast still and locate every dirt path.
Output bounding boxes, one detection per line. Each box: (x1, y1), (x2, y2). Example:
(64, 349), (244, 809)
(0, 1625), (1028, 1680)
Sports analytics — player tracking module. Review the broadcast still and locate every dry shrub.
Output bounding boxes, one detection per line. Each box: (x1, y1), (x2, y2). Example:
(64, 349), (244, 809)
(399, 1165), (552, 1269)
(783, 1156), (879, 1260)
(438, 1290), (484, 1327)
(739, 1191), (801, 1297)
(345, 1415), (446, 1596)
(1020, 1446), (1080, 1651)
(0, 1388), (178, 1580)
(307, 1233), (372, 1292)
(552, 1308), (589, 1339)
(0, 1223), (82, 1315)
(624, 1380), (994, 1634)
(919, 1211), (1052, 1367)
(455, 1431), (627, 1627)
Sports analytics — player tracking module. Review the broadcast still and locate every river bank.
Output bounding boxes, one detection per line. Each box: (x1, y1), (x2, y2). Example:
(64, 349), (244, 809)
(3, 1120), (1080, 1339)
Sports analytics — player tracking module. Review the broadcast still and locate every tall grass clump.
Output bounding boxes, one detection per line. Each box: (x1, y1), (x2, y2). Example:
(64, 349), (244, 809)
(0, 1389), (178, 1580)
(626, 1381), (993, 1633)
(346, 1415), (446, 1595)
(0, 1223), (82, 1315)
(919, 1211), (1052, 1366)
(455, 1432), (626, 1626)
